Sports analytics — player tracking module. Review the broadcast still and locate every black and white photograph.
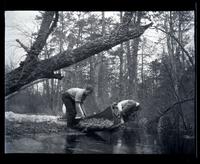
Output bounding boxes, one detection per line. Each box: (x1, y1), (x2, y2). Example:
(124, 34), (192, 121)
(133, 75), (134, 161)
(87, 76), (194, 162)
(5, 10), (196, 154)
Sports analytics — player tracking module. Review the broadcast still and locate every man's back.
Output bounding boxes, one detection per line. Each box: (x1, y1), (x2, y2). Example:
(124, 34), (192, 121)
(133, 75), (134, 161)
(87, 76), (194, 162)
(117, 100), (139, 111)
(66, 88), (85, 102)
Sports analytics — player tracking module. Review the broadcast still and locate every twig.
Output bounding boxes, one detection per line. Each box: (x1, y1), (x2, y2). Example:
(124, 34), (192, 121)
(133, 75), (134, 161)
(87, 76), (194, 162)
(47, 11), (59, 36)
(162, 61), (188, 129)
(16, 39), (30, 53)
(5, 79), (46, 101)
(122, 12), (134, 25)
(151, 98), (194, 124)
(16, 12), (59, 83)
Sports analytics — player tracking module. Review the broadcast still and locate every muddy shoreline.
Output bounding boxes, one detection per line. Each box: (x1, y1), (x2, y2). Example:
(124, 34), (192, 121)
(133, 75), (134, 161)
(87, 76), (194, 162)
(5, 120), (70, 138)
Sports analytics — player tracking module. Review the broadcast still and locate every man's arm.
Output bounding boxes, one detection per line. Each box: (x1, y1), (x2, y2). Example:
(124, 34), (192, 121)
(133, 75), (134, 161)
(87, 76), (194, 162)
(80, 103), (87, 117)
(75, 102), (86, 118)
(117, 102), (123, 112)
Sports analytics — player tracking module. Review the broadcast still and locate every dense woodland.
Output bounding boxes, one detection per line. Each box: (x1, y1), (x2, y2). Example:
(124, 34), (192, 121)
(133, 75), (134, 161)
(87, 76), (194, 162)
(5, 11), (195, 134)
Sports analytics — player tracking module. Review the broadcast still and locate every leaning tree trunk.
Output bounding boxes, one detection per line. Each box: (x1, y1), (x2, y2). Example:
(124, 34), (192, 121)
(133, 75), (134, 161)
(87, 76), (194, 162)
(5, 12), (152, 97)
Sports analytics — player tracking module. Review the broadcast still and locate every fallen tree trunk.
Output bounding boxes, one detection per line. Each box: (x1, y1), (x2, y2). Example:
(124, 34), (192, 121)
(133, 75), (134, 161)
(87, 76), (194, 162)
(5, 11), (152, 96)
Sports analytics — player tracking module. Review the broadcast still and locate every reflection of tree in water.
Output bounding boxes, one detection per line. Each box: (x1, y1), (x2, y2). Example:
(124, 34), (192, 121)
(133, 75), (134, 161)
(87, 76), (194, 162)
(64, 126), (192, 154)
(64, 132), (109, 154)
(158, 131), (195, 154)
(111, 129), (144, 154)
(157, 116), (195, 154)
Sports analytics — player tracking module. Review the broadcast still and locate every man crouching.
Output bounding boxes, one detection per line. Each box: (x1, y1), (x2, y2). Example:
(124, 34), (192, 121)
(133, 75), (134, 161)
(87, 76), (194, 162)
(61, 85), (93, 128)
(116, 100), (141, 123)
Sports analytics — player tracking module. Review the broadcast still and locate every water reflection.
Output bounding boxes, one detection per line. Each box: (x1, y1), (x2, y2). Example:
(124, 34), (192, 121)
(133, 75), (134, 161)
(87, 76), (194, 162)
(5, 128), (195, 154)
(158, 130), (195, 154)
(65, 135), (78, 154)
(64, 132), (113, 154)
(63, 128), (161, 154)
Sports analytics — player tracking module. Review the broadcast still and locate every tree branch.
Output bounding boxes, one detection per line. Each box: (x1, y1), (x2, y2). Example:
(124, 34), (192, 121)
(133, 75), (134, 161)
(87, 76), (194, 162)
(152, 26), (194, 66)
(5, 79), (45, 101)
(46, 11), (59, 37)
(14, 12), (59, 86)
(122, 12), (133, 25)
(159, 98), (194, 117)
(29, 11), (58, 56)
(16, 39), (29, 53)
(150, 98), (194, 123)
(37, 22), (153, 72)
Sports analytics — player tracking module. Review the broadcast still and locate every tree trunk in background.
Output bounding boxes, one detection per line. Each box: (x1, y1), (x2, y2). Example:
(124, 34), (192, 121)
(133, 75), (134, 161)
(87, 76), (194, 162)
(88, 17), (101, 111)
(94, 61), (101, 110)
(90, 12), (107, 111)
(131, 11), (142, 99)
(166, 12), (180, 130)
(131, 38), (140, 99)
(55, 12), (64, 115)
(50, 79), (54, 113)
(125, 12), (142, 99)
(101, 12), (106, 36)
(126, 40), (133, 98)
(55, 12), (68, 115)
(119, 43), (124, 100)
(119, 12), (124, 100)
(165, 12), (187, 130)
(177, 12), (184, 69)
(141, 39), (145, 100)
(97, 12), (107, 110)
(55, 77), (62, 115)
(45, 80), (50, 110)
(43, 45), (51, 112)
(89, 57), (101, 113)
(73, 14), (81, 87)
(89, 57), (94, 85)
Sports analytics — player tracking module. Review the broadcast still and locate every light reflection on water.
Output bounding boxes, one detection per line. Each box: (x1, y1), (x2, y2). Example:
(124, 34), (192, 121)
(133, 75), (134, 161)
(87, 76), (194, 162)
(5, 128), (194, 154)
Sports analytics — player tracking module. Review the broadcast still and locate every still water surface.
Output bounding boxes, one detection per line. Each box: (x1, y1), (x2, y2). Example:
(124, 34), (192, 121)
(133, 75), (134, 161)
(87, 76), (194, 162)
(5, 128), (194, 154)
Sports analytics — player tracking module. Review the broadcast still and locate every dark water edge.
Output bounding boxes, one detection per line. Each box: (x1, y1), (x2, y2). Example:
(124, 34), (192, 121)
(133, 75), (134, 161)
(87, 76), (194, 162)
(5, 126), (195, 154)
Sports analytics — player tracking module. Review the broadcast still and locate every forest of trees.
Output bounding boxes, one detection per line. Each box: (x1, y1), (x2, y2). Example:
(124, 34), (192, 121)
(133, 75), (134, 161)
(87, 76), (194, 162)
(5, 11), (195, 133)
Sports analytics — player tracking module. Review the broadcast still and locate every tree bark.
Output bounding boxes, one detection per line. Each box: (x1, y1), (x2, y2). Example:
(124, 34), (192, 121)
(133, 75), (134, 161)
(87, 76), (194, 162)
(5, 12), (152, 96)
(126, 40), (133, 98)
(131, 37), (140, 98)
(119, 12), (124, 100)
(130, 11), (142, 99)
(141, 39), (145, 99)
(119, 43), (124, 99)
(97, 12), (106, 110)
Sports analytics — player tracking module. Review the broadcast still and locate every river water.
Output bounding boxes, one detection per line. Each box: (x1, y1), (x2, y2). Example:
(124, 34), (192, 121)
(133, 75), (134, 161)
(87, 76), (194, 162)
(5, 128), (195, 154)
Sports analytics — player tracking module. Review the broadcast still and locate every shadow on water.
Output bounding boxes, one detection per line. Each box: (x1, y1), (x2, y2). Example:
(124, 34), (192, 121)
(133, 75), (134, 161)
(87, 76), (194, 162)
(5, 128), (195, 154)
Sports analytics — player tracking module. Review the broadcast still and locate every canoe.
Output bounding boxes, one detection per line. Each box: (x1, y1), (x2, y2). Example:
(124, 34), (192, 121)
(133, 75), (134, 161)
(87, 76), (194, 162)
(73, 105), (123, 132)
